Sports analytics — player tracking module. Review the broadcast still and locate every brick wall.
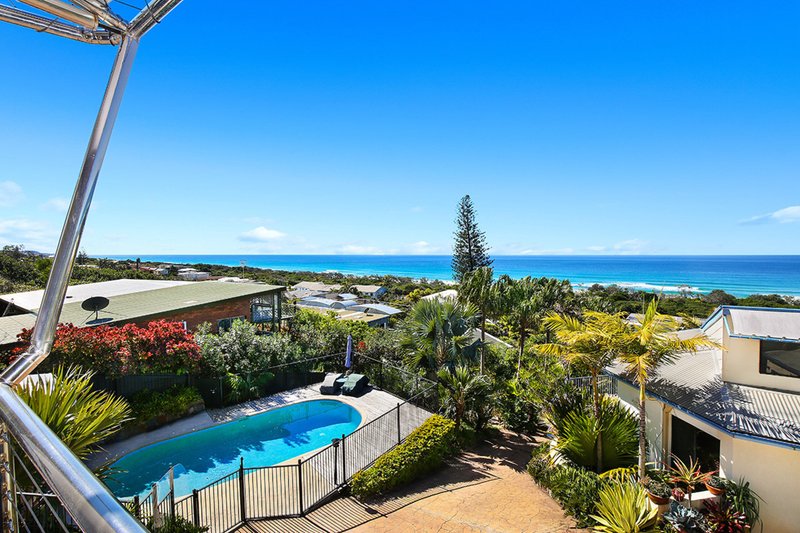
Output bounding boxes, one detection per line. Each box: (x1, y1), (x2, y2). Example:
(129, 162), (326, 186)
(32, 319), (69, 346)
(128, 295), (256, 332)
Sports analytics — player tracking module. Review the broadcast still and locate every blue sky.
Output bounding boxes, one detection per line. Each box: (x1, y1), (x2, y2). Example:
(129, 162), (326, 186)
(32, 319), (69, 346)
(1, 1), (799, 256)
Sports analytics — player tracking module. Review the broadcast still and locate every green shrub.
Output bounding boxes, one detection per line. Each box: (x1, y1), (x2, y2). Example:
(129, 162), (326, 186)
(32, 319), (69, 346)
(350, 415), (456, 498)
(590, 481), (658, 533)
(527, 443), (603, 527)
(130, 385), (203, 422)
(555, 396), (639, 473)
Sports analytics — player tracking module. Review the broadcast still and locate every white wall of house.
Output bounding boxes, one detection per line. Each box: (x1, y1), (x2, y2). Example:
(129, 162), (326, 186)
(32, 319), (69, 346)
(617, 380), (669, 466)
(724, 437), (800, 533)
(722, 332), (800, 393)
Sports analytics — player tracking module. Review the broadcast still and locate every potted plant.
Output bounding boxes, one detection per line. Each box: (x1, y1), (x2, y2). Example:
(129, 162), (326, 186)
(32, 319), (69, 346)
(642, 477), (671, 505)
(704, 473), (726, 496)
(669, 455), (707, 504)
(723, 478), (763, 532)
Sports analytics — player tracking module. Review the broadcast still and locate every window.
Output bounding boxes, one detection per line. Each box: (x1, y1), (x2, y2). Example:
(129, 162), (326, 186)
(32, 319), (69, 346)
(759, 340), (800, 379)
(671, 416), (720, 472)
(218, 316), (245, 332)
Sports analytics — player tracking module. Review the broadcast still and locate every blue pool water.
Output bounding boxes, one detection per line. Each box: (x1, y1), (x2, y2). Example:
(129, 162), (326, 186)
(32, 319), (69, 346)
(106, 400), (361, 499)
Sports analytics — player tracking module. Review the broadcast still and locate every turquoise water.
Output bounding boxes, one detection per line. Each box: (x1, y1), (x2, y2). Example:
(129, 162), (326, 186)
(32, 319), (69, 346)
(109, 254), (800, 297)
(106, 400), (361, 499)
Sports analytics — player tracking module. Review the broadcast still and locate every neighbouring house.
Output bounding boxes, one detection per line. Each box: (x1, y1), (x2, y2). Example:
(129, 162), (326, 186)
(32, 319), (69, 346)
(350, 284), (387, 299)
(177, 267), (210, 281)
(0, 279), (287, 350)
(292, 281), (343, 294)
(607, 306), (800, 533)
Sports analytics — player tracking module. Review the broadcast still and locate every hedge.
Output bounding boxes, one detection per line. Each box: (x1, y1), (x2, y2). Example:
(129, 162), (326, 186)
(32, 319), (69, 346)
(350, 414), (456, 498)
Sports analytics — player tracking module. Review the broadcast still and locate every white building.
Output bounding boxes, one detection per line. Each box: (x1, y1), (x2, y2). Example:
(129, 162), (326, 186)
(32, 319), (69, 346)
(607, 306), (800, 533)
(351, 284), (387, 299)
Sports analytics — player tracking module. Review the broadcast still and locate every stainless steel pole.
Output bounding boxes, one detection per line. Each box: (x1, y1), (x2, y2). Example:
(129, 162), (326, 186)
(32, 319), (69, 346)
(0, 385), (148, 533)
(1, 35), (139, 386)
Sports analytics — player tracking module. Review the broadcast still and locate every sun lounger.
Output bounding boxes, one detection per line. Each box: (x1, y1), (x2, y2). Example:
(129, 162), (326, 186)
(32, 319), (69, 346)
(341, 373), (369, 396)
(320, 372), (344, 395)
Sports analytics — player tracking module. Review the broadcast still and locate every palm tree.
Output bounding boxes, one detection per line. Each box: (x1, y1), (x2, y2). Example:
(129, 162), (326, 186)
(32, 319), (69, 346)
(16, 365), (131, 461)
(495, 275), (544, 376)
(534, 278), (576, 342)
(458, 266), (496, 374)
(541, 311), (627, 471)
(402, 298), (477, 376)
(615, 299), (720, 478)
(437, 365), (491, 432)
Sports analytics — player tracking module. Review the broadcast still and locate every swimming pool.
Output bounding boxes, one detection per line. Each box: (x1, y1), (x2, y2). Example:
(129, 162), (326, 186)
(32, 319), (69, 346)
(106, 399), (362, 499)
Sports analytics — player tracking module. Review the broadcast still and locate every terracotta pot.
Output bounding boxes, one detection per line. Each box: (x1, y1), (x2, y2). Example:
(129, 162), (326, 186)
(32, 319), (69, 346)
(647, 491), (671, 505)
(705, 481), (725, 496)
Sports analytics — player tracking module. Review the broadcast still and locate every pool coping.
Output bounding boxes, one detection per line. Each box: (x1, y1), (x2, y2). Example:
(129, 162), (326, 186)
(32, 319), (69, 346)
(87, 378), (399, 470)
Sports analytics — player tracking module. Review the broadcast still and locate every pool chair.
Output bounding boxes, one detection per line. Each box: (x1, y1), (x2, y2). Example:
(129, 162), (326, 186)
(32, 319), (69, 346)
(341, 373), (369, 396)
(320, 372), (345, 395)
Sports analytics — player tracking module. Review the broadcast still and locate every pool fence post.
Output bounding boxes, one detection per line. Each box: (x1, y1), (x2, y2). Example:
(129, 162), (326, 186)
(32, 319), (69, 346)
(169, 465), (175, 518)
(341, 433), (347, 481)
(331, 438), (339, 486)
(396, 403), (401, 445)
(191, 490), (199, 526)
(152, 483), (162, 529)
(238, 457), (246, 523)
(297, 459), (304, 515)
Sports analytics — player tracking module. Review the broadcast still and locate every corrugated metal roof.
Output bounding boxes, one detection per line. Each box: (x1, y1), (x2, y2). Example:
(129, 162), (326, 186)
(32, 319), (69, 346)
(703, 306), (800, 341)
(607, 349), (800, 446)
(351, 303), (403, 316)
(0, 279), (190, 312)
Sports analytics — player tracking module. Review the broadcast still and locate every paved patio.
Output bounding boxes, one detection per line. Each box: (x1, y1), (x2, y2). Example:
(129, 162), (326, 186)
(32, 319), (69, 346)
(239, 430), (588, 533)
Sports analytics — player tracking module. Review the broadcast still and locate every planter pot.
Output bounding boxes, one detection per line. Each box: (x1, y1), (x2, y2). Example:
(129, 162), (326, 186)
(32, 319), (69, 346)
(647, 491), (671, 505)
(704, 482), (725, 496)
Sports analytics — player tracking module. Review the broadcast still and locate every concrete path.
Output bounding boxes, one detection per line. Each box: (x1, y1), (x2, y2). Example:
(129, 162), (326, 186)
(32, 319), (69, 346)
(242, 430), (587, 533)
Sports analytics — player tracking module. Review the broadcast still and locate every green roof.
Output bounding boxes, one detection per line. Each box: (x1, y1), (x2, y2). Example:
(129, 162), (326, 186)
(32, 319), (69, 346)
(0, 282), (283, 345)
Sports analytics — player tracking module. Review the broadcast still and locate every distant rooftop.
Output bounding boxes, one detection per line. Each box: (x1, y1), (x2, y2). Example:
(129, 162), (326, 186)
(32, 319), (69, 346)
(421, 289), (458, 302)
(0, 279), (190, 312)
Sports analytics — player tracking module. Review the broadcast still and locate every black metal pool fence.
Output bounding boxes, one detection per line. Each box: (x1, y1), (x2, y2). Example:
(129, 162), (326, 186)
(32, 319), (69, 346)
(123, 354), (438, 532)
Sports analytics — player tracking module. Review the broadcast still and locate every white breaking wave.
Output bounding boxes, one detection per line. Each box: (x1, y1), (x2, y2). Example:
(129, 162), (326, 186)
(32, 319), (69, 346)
(572, 281), (707, 293)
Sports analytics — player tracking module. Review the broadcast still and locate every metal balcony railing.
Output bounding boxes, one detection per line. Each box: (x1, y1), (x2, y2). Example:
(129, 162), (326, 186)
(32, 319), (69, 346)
(0, 2), (184, 531)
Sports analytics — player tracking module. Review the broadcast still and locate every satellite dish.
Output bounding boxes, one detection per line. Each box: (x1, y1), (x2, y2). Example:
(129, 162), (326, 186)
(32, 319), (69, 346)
(82, 296), (110, 322)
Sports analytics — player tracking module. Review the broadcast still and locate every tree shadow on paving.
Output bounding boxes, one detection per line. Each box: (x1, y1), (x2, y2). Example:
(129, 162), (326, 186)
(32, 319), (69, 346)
(240, 430), (538, 533)
(459, 428), (539, 474)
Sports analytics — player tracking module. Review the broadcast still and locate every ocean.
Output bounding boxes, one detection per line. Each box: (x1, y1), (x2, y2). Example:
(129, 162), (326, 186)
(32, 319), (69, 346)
(106, 255), (800, 298)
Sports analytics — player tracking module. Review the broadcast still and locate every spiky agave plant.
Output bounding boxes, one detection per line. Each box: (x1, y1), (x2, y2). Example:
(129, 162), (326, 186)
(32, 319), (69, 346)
(16, 365), (132, 460)
(590, 481), (658, 533)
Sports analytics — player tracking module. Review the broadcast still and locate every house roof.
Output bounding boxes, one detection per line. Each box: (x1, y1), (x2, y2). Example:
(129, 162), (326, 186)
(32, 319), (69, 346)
(607, 349), (800, 447)
(292, 281), (343, 292)
(702, 306), (800, 342)
(421, 289), (458, 302)
(351, 303), (403, 316)
(0, 281), (283, 346)
(0, 279), (191, 312)
(352, 284), (384, 293)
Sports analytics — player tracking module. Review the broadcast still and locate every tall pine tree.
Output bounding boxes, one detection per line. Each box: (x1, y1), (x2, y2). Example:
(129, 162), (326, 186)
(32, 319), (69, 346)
(452, 195), (492, 282)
